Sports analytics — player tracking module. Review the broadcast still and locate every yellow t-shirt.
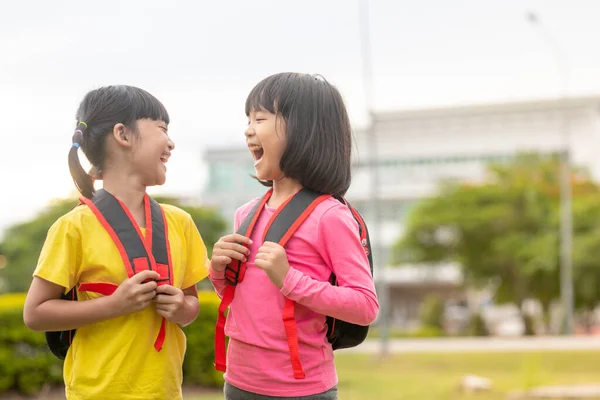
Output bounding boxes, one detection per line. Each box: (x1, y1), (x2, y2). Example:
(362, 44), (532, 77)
(33, 202), (209, 400)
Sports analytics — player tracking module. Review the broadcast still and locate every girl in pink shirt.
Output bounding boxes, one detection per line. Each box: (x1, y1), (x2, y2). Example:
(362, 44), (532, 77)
(209, 72), (379, 399)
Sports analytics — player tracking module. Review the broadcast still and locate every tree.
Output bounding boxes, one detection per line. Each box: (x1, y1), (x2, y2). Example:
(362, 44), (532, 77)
(0, 196), (226, 293)
(394, 153), (600, 320)
(0, 199), (77, 293)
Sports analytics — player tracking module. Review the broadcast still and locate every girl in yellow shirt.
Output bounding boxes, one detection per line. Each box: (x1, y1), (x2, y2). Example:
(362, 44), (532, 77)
(23, 85), (208, 400)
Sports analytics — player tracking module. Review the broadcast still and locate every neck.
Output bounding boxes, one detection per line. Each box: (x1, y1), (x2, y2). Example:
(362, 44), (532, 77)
(269, 177), (303, 208)
(101, 168), (147, 219)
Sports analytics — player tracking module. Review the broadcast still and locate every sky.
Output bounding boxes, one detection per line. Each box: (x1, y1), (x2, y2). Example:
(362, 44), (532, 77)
(1, 0), (599, 237)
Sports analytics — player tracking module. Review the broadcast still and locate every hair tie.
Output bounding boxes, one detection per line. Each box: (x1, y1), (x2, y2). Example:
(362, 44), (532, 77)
(78, 121), (88, 129)
(73, 142), (80, 148)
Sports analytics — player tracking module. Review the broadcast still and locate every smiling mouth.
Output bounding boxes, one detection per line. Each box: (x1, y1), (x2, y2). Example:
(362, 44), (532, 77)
(250, 147), (264, 165)
(160, 153), (170, 169)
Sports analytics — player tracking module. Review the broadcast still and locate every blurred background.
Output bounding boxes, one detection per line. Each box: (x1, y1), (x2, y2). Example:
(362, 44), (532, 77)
(2, 0), (600, 399)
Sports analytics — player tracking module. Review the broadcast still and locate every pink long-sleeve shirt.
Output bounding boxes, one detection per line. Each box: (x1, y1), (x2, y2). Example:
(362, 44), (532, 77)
(209, 195), (379, 397)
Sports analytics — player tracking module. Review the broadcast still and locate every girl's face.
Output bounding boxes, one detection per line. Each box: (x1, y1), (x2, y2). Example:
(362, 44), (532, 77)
(245, 109), (286, 181)
(130, 119), (174, 186)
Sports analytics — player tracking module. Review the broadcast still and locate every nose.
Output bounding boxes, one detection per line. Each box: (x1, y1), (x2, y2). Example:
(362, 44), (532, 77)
(245, 124), (255, 138)
(168, 137), (175, 151)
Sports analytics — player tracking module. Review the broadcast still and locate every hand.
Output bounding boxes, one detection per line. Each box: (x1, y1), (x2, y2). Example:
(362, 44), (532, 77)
(254, 242), (290, 289)
(211, 234), (252, 272)
(111, 270), (159, 316)
(154, 285), (186, 323)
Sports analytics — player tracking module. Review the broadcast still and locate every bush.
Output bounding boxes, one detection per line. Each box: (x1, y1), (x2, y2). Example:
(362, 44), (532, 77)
(182, 291), (224, 387)
(467, 312), (489, 336)
(0, 290), (223, 396)
(0, 293), (63, 394)
(368, 325), (444, 339)
(523, 313), (536, 336)
(420, 295), (445, 330)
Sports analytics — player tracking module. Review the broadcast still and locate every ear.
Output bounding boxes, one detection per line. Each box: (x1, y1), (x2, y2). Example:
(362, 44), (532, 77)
(112, 123), (132, 148)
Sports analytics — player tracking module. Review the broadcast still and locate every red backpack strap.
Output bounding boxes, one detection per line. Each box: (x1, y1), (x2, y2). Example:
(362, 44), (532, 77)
(215, 190), (272, 373)
(78, 189), (172, 352)
(262, 189), (331, 380)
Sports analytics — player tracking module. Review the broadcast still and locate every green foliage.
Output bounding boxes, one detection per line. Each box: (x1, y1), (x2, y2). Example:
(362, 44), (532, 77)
(467, 313), (489, 337)
(394, 153), (600, 312)
(419, 295), (445, 330)
(0, 291), (223, 396)
(182, 291), (224, 387)
(0, 293), (64, 394)
(523, 313), (536, 336)
(368, 325), (445, 339)
(0, 199), (78, 293)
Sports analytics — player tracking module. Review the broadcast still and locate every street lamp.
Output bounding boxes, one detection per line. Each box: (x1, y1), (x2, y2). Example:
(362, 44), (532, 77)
(359, 0), (390, 355)
(526, 11), (573, 335)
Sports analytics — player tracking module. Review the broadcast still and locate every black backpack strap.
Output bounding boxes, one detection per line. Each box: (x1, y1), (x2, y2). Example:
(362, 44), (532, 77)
(82, 189), (171, 283)
(333, 197), (373, 276)
(263, 189), (326, 245)
(326, 197), (373, 350)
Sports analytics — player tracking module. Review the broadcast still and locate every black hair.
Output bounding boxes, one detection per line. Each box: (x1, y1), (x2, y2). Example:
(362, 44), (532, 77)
(68, 85), (170, 199)
(245, 72), (352, 197)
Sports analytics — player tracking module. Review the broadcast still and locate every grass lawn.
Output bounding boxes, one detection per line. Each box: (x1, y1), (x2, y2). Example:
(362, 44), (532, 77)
(185, 351), (600, 400)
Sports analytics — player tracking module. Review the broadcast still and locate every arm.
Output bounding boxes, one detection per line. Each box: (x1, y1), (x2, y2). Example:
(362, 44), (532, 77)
(24, 277), (118, 332)
(180, 285), (200, 327)
(155, 284), (200, 327)
(280, 206), (379, 326)
(23, 217), (160, 332)
(208, 265), (228, 298)
(24, 271), (160, 332)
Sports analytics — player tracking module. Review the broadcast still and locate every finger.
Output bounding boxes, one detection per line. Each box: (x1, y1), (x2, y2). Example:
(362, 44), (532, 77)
(256, 246), (275, 256)
(221, 234), (253, 245)
(215, 249), (247, 262)
(139, 280), (158, 293)
(155, 293), (179, 305)
(131, 270), (161, 283)
(211, 256), (232, 266)
(156, 285), (180, 296)
(156, 308), (171, 318)
(262, 241), (281, 248)
(218, 242), (251, 255)
(256, 246), (269, 254)
(254, 259), (267, 269)
(155, 302), (175, 312)
(155, 303), (169, 313)
(140, 290), (157, 302)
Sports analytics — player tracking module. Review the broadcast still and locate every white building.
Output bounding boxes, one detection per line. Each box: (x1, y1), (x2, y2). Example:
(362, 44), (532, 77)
(200, 95), (600, 328)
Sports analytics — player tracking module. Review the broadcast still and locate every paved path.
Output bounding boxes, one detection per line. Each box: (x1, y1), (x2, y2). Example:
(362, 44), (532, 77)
(341, 336), (600, 354)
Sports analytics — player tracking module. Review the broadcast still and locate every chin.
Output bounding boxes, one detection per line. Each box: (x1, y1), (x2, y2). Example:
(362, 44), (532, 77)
(146, 175), (167, 187)
(255, 167), (277, 182)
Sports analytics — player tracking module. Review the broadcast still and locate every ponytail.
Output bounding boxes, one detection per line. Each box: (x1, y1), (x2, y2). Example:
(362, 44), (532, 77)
(67, 123), (95, 199)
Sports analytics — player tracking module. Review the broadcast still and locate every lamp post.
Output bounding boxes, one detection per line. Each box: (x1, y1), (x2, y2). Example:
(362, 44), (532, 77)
(359, 0), (390, 355)
(526, 11), (573, 335)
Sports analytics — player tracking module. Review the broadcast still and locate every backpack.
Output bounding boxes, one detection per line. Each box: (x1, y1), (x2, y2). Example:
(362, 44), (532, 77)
(45, 189), (173, 360)
(214, 188), (374, 379)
